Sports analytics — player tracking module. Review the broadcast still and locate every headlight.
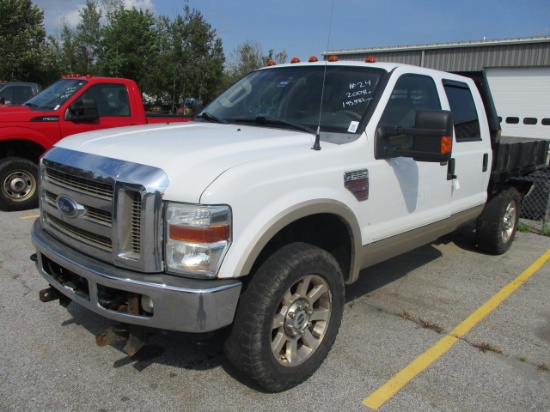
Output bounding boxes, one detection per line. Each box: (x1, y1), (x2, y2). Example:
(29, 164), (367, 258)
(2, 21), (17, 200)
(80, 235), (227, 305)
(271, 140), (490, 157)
(165, 203), (231, 278)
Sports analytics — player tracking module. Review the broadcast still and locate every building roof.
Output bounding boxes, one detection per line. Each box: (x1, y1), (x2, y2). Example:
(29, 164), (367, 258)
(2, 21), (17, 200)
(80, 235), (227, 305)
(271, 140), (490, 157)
(322, 36), (550, 71)
(323, 36), (550, 56)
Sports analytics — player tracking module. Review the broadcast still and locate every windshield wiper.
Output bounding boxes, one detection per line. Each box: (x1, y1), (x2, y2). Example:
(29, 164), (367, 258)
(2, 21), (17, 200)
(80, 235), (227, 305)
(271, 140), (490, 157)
(198, 111), (228, 124)
(235, 115), (315, 135)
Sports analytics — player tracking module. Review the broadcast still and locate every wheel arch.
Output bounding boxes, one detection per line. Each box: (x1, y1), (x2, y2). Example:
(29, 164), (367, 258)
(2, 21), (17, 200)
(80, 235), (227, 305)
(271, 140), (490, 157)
(233, 199), (363, 284)
(0, 137), (47, 163)
(487, 178), (533, 200)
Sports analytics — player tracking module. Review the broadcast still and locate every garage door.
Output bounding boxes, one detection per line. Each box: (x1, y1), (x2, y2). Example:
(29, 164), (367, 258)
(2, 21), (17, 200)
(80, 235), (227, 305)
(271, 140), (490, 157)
(486, 67), (550, 140)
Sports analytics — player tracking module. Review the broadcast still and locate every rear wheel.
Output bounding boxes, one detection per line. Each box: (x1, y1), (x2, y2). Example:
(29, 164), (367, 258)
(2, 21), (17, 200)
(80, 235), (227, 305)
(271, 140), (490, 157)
(0, 157), (39, 211)
(224, 242), (345, 392)
(476, 187), (520, 255)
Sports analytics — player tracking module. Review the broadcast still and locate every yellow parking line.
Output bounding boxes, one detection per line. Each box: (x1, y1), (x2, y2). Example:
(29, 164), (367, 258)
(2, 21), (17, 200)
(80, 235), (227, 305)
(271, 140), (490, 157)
(20, 214), (39, 219)
(363, 249), (550, 410)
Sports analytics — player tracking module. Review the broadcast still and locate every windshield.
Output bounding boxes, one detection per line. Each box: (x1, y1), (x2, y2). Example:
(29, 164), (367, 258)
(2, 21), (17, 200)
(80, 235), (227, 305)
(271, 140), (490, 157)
(203, 65), (384, 136)
(25, 79), (87, 111)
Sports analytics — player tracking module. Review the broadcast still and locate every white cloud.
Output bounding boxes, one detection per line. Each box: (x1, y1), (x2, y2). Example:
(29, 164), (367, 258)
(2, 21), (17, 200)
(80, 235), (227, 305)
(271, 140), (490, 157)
(34, 0), (158, 36)
(124, 0), (155, 11)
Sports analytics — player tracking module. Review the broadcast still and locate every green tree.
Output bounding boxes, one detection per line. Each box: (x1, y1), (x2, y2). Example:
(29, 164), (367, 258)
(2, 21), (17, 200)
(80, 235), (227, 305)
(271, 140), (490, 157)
(75, 0), (102, 74)
(96, 3), (159, 83)
(0, 0), (48, 81)
(57, 22), (78, 73)
(224, 41), (287, 87)
(147, 6), (225, 110)
(179, 6), (225, 104)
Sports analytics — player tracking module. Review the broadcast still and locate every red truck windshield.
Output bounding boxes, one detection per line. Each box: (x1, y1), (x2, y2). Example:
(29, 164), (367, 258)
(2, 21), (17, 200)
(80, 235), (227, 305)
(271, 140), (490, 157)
(25, 79), (87, 111)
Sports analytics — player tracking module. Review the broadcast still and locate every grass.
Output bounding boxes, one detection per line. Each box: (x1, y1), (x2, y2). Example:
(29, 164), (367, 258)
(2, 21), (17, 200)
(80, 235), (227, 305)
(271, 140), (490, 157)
(517, 222), (532, 232)
(400, 310), (444, 334)
(418, 318), (444, 334)
(401, 310), (415, 321)
(472, 341), (502, 354)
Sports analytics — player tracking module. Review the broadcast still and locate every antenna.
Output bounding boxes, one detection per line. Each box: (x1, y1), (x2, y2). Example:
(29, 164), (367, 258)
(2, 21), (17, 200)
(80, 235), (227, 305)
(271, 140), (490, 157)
(312, 0), (335, 151)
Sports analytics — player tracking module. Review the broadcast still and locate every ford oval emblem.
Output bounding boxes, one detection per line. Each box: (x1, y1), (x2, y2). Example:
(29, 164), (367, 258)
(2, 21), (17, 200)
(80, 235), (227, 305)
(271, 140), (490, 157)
(56, 195), (82, 218)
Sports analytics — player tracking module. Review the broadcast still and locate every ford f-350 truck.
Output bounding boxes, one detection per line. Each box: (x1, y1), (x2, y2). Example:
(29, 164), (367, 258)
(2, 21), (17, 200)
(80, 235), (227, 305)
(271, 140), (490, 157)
(0, 75), (191, 211)
(31, 57), (548, 392)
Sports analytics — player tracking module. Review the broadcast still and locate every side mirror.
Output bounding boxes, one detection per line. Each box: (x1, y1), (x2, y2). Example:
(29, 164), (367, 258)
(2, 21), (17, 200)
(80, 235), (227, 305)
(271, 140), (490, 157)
(66, 98), (99, 121)
(376, 110), (453, 162)
(191, 100), (204, 115)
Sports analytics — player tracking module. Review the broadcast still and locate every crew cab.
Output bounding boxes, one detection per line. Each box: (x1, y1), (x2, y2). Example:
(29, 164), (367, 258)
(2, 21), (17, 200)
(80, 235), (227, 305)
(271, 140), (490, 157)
(0, 81), (42, 106)
(0, 75), (191, 211)
(31, 58), (548, 392)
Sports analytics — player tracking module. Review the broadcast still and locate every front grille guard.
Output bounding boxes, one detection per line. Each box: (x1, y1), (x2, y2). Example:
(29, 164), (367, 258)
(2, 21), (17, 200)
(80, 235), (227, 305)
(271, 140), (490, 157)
(40, 147), (169, 273)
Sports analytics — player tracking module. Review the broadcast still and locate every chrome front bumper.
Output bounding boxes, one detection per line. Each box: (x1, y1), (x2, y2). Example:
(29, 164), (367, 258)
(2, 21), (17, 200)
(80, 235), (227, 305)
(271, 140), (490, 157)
(31, 219), (242, 333)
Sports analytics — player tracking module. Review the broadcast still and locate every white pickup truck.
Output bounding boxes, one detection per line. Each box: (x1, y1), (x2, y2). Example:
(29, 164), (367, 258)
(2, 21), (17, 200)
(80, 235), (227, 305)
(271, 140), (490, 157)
(31, 58), (548, 392)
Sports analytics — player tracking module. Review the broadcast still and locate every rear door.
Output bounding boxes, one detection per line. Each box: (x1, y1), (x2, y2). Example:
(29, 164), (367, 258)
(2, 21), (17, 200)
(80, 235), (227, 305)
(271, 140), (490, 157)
(441, 78), (491, 214)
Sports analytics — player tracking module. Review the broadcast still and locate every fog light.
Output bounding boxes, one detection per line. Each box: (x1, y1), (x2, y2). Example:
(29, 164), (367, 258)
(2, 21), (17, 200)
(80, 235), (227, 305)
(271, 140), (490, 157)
(141, 295), (154, 314)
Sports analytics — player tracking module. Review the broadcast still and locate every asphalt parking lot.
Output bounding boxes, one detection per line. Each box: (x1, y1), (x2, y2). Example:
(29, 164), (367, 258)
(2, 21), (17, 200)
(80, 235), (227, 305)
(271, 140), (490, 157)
(1, 209), (549, 411)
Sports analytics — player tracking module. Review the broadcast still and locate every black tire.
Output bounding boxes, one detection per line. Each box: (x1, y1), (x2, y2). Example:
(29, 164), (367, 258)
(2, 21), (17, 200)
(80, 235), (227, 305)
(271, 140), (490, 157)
(224, 242), (345, 392)
(476, 187), (521, 255)
(0, 157), (39, 211)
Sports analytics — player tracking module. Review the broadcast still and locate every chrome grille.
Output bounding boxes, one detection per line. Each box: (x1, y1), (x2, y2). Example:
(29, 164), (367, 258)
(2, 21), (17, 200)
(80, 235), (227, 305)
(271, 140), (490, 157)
(45, 168), (113, 200)
(130, 192), (141, 253)
(44, 190), (112, 227)
(85, 207), (112, 226)
(45, 213), (112, 252)
(40, 147), (168, 273)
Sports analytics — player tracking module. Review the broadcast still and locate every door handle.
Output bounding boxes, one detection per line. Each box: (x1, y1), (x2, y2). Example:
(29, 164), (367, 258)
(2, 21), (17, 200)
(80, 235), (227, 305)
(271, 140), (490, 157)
(447, 158), (456, 180)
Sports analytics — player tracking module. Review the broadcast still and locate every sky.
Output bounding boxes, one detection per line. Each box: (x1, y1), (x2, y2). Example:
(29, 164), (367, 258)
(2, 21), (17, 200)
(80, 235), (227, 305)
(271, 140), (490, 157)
(33, 0), (550, 62)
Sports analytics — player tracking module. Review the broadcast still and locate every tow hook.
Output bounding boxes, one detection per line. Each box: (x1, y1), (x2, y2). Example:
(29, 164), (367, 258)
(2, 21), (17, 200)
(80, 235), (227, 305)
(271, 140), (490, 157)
(39, 286), (71, 307)
(96, 325), (149, 357)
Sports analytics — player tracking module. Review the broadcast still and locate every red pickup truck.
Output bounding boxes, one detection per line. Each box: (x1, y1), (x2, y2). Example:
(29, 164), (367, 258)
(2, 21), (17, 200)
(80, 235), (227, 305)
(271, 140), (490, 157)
(0, 75), (191, 211)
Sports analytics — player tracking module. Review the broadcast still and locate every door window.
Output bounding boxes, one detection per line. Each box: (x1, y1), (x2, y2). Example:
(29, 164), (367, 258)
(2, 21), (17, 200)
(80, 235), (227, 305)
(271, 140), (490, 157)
(443, 80), (481, 141)
(378, 74), (441, 150)
(78, 84), (130, 117)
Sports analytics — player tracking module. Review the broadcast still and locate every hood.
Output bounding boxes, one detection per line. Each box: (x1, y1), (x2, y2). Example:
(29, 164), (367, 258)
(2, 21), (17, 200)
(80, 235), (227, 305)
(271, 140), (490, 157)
(55, 121), (318, 201)
(0, 104), (48, 121)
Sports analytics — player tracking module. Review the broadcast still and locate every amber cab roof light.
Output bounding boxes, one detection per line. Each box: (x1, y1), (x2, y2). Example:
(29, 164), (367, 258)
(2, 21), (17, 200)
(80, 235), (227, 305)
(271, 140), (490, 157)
(328, 55), (339, 62)
(290, 57), (301, 64)
(62, 73), (93, 78)
(365, 55), (376, 63)
(308, 56), (319, 62)
(266, 60), (277, 66)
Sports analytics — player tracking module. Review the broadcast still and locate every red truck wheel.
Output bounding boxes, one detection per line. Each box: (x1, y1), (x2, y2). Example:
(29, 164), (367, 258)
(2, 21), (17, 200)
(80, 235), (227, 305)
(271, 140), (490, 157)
(224, 242), (345, 392)
(0, 157), (39, 211)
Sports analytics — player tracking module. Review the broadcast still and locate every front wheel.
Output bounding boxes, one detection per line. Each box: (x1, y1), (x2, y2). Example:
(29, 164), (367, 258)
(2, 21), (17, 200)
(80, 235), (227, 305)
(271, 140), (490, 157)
(224, 242), (345, 392)
(0, 157), (39, 211)
(476, 187), (521, 255)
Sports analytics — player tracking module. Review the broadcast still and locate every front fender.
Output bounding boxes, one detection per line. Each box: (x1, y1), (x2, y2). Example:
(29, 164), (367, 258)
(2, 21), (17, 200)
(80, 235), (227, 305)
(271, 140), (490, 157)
(0, 125), (59, 151)
(220, 198), (363, 284)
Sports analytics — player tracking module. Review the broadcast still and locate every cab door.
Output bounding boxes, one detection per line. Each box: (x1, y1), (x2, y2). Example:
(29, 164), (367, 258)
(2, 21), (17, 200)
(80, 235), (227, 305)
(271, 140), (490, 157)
(364, 72), (453, 245)
(60, 83), (133, 138)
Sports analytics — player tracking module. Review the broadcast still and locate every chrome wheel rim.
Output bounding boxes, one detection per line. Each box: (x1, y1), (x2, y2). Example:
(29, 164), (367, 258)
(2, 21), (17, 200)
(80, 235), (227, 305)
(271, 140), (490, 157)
(501, 199), (518, 242)
(2, 169), (36, 202)
(271, 274), (332, 366)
